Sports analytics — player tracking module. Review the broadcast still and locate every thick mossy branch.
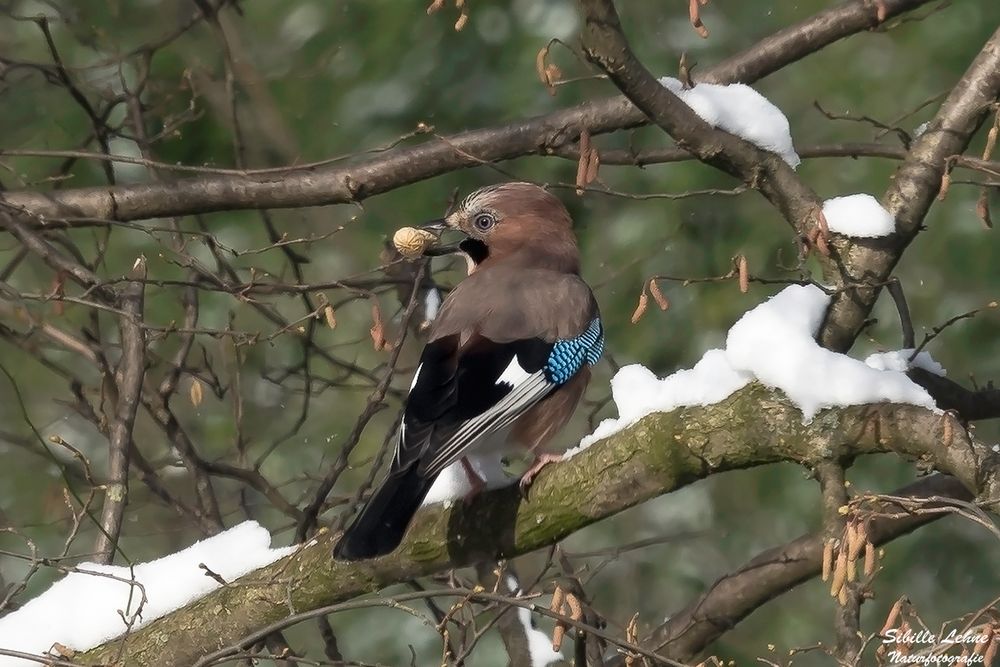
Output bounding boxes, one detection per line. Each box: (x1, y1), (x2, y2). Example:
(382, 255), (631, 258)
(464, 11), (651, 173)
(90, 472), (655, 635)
(81, 383), (998, 666)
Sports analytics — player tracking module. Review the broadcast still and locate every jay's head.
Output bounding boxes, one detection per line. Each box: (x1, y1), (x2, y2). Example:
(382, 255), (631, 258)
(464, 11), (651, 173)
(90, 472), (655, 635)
(427, 182), (580, 273)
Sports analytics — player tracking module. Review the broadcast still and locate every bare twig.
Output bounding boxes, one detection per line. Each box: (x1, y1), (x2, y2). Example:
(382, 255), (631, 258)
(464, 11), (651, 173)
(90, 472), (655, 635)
(93, 258), (147, 564)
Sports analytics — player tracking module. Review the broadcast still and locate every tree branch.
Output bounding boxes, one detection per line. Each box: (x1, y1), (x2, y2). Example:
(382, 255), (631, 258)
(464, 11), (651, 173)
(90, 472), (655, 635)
(818, 26), (1000, 351)
(816, 461), (863, 662)
(93, 257), (147, 564)
(79, 384), (999, 666)
(0, 209), (113, 302)
(0, 0), (936, 224)
(473, 562), (537, 666)
(577, 0), (826, 249)
(552, 142), (1000, 174)
(908, 368), (1000, 421)
(606, 474), (972, 665)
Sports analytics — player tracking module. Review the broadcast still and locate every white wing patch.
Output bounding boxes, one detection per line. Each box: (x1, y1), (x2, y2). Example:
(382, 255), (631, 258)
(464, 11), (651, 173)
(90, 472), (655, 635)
(409, 363), (423, 391)
(422, 370), (553, 477)
(497, 357), (531, 388)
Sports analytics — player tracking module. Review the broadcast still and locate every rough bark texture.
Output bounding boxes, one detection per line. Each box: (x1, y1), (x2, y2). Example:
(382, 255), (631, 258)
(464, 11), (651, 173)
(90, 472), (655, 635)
(80, 383), (998, 666)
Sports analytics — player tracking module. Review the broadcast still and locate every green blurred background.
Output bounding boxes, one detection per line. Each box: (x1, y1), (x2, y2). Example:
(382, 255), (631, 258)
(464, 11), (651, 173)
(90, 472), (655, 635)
(1, 1), (999, 664)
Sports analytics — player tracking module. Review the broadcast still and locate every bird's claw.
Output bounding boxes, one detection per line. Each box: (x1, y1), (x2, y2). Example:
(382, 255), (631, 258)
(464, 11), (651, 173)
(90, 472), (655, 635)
(518, 453), (564, 499)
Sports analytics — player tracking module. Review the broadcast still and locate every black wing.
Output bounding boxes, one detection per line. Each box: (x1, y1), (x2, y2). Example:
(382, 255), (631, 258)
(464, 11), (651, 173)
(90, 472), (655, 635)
(331, 333), (561, 560)
(397, 333), (559, 478)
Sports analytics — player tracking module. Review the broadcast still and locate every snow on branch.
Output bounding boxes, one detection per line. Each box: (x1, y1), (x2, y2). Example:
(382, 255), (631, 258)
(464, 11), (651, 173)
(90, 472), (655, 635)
(822, 194), (896, 238)
(865, 349), (946, 376)
(658, 77), (800, 167)
(0, 522), (292, 665)
(574, 285), (939, 453)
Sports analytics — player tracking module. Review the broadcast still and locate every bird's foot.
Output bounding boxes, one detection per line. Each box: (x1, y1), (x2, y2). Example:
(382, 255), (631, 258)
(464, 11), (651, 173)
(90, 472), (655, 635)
(518, 453), (564, 497)
(460, 456), (487, 504)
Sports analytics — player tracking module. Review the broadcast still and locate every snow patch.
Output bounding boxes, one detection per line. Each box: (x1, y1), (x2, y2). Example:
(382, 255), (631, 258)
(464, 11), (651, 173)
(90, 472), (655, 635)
(659, 77), (800, 168)
(422, 452), (513, 505)
(823, 194), (895, 238)
(864, 349), (946, 376)
(505, 576), (563, 667)
(574, 285), (938, 453)
(0, 522), (294, 665)
(725, 285), (935, 419)
(517, 607), (563, 667)
(571, 350), (750, 453)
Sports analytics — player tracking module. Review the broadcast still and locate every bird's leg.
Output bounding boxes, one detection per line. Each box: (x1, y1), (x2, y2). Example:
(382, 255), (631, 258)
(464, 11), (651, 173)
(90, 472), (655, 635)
(460, 456), (487, 504)
(518, 452), (564, 494)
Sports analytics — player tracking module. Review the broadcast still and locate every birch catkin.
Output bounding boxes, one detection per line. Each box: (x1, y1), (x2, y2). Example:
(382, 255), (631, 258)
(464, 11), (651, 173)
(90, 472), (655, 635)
(630, 290), (649, 324)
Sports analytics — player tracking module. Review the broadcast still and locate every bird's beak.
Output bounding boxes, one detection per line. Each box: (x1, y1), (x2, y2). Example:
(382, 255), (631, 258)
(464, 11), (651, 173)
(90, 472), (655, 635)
(420, 218), (449, 233)
(419, 217), (468, 256)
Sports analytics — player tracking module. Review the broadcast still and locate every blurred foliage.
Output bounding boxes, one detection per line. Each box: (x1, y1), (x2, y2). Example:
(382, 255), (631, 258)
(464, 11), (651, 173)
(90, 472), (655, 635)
(1, 0), (999, 664)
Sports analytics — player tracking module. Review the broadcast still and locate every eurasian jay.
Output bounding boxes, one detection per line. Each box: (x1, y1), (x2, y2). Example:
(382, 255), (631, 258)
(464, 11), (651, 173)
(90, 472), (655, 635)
(333, 182), (603, 560)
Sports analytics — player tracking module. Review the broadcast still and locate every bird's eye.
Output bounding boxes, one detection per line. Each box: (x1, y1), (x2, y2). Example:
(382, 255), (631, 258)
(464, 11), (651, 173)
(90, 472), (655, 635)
(473, 212), (496, 231)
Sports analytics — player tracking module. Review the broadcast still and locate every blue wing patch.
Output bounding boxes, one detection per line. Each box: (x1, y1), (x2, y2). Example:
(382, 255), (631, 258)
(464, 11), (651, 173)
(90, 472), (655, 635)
(544, 318), (604, 385)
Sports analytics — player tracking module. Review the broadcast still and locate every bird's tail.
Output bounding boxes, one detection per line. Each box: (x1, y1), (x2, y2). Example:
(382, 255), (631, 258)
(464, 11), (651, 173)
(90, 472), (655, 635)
(332, 466), (433, 560)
